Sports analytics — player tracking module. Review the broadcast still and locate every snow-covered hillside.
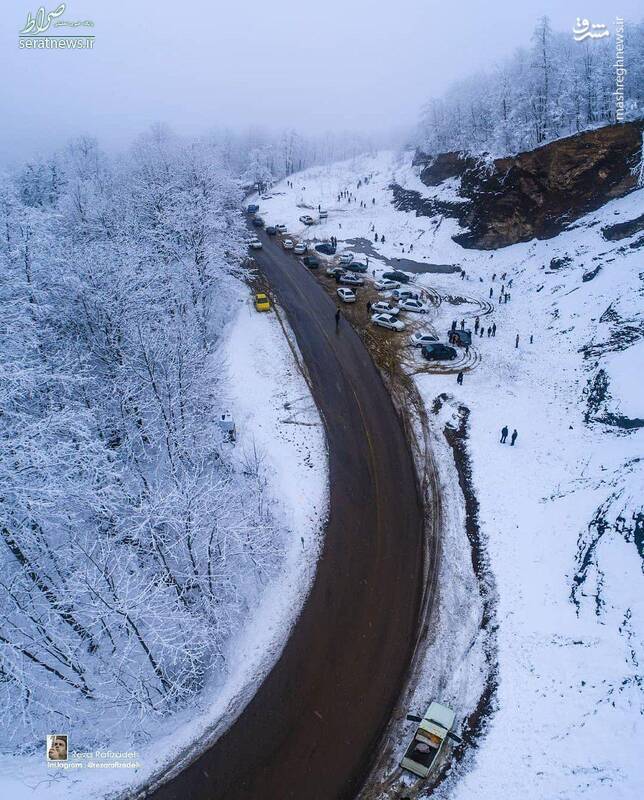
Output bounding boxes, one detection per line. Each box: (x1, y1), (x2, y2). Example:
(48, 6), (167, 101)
(254, 150), (644, 799)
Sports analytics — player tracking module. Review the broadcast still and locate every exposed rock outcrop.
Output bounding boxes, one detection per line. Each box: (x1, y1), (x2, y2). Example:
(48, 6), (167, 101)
(602, 211), (644, 241)
(402, 122), (643, 250)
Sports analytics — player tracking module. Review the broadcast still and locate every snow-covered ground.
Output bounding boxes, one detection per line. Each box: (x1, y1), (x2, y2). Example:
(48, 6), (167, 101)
(0, 298), (327, 800)
(255, 151), (644, 799)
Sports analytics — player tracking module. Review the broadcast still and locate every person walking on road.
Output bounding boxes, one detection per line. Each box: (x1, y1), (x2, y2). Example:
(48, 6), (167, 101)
(510, 429), (518, 446)
(457, 371), (464, 385)
(500, 425), (509, 443)
(366, 301), (372, 315)
(335, 308), (341, 332)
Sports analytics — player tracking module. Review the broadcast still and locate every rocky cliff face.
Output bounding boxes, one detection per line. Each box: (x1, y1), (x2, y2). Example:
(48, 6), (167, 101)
(404, 122), (643, 249)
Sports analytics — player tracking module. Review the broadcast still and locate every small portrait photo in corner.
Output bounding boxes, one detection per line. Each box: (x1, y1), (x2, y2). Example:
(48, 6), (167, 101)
(47, 734), (68, 761)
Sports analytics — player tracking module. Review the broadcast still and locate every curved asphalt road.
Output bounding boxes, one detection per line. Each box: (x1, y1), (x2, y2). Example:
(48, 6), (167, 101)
(150, 230), (424, 800)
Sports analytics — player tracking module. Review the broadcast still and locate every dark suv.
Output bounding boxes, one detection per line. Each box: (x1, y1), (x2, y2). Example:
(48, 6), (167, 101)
(382, 270), (410, 283)
(421, 343), (457, 361)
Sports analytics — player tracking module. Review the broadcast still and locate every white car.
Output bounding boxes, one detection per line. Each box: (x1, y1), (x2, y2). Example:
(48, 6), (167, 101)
(409, 331), (439, 347)
(299, 215), (315, 225)
(340, 273), (364, 286)
(283, 239), (295, 250)
(398, 297), (429, 314)
(338, 252), (354, 265)
(294, 242), (307, 254)
(249, 238), (263, 250)
(375, 278), (400, 291)
(337, 287), (356, 303)
(275, 224), (288, 234)
(326, 266), (345, 277)
(371, 313), (406, 331)
(371, 301), (399, 316)
(392, 288), (419, 301)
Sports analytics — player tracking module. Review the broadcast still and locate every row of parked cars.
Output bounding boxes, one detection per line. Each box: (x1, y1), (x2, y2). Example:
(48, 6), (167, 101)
(246, 216), (458, 362)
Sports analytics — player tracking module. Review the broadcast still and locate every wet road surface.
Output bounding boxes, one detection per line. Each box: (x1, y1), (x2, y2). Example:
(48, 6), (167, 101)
(149, 229), (425, 800)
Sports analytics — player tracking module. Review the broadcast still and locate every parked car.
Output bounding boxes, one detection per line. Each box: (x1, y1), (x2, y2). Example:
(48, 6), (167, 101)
(302, 256), (319, 269)
(346, 261), (368, 273)
(398, 298), (429, 314)
(275, 224), (288, 233)
(375, 278), (400, 291)
(371, 301), (399, 316)
(266, 226), (277, 235)
(294, 242), (307, 254)
(382, 270), (410, 284)
(392, 288), (419, 301)
(337, 287), (356, 303)
(247, 203), (259, 214)
(338, 252), (354, 265)
(319, 209), (328, 219)
(254, 292), (271, 312)
(252, 216), (264, 227)
(400, 702), (456, 778)
(315, 242), (336, 255)
(340, 273), (364, 286)
(299, 215), (315, 225)
(249, 238), (263, 249)
(448, 329), (473, 347)
(326, 265), (345, 277)
(283, 239), (295, 250)
(421, 343), (457, 361)
(371, 313), (406, 331)
(409, 331), (439, 348)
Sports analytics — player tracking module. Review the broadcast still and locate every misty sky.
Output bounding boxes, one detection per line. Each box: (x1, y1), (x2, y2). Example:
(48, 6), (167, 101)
(1, 0), (641, 164)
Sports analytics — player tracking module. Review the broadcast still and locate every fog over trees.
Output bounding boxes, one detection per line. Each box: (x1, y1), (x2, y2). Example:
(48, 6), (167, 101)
(417, 17), (644, 156)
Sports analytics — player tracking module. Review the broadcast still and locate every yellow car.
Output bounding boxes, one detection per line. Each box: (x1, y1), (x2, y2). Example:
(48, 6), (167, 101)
(254, 292), (271, 312)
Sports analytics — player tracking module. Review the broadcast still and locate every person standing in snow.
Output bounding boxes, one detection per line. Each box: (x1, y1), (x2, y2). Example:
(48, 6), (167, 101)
(492, 273), (496, 282)
(381, 234), (385, 243)
(500, 426), (509, 443)
(508, 278), (513, 288)
(372, 197), (375, 204)
(492, 322), (496, 336)
(457, 371), (464, 385)
(530, 334), (534, 344)
(375, 233), (378, 242)
(460, 319), (465, 330)
(510, 429), (518, 446)
(489, 287), (494, 298)
(515, 333), (520, 348)
(487, 326), (492, 337)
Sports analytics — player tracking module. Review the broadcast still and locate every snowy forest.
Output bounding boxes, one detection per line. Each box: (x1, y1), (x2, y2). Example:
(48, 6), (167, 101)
(417, 16), (644, 156)
(0, 129), (286, 752)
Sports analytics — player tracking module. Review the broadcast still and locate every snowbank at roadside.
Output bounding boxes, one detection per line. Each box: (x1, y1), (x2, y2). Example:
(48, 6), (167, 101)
(256, 153), (644, 799)
(0, 296), (328, 800)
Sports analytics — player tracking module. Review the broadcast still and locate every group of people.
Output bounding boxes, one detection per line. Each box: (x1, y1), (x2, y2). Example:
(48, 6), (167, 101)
(500, 426), (518, 446)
